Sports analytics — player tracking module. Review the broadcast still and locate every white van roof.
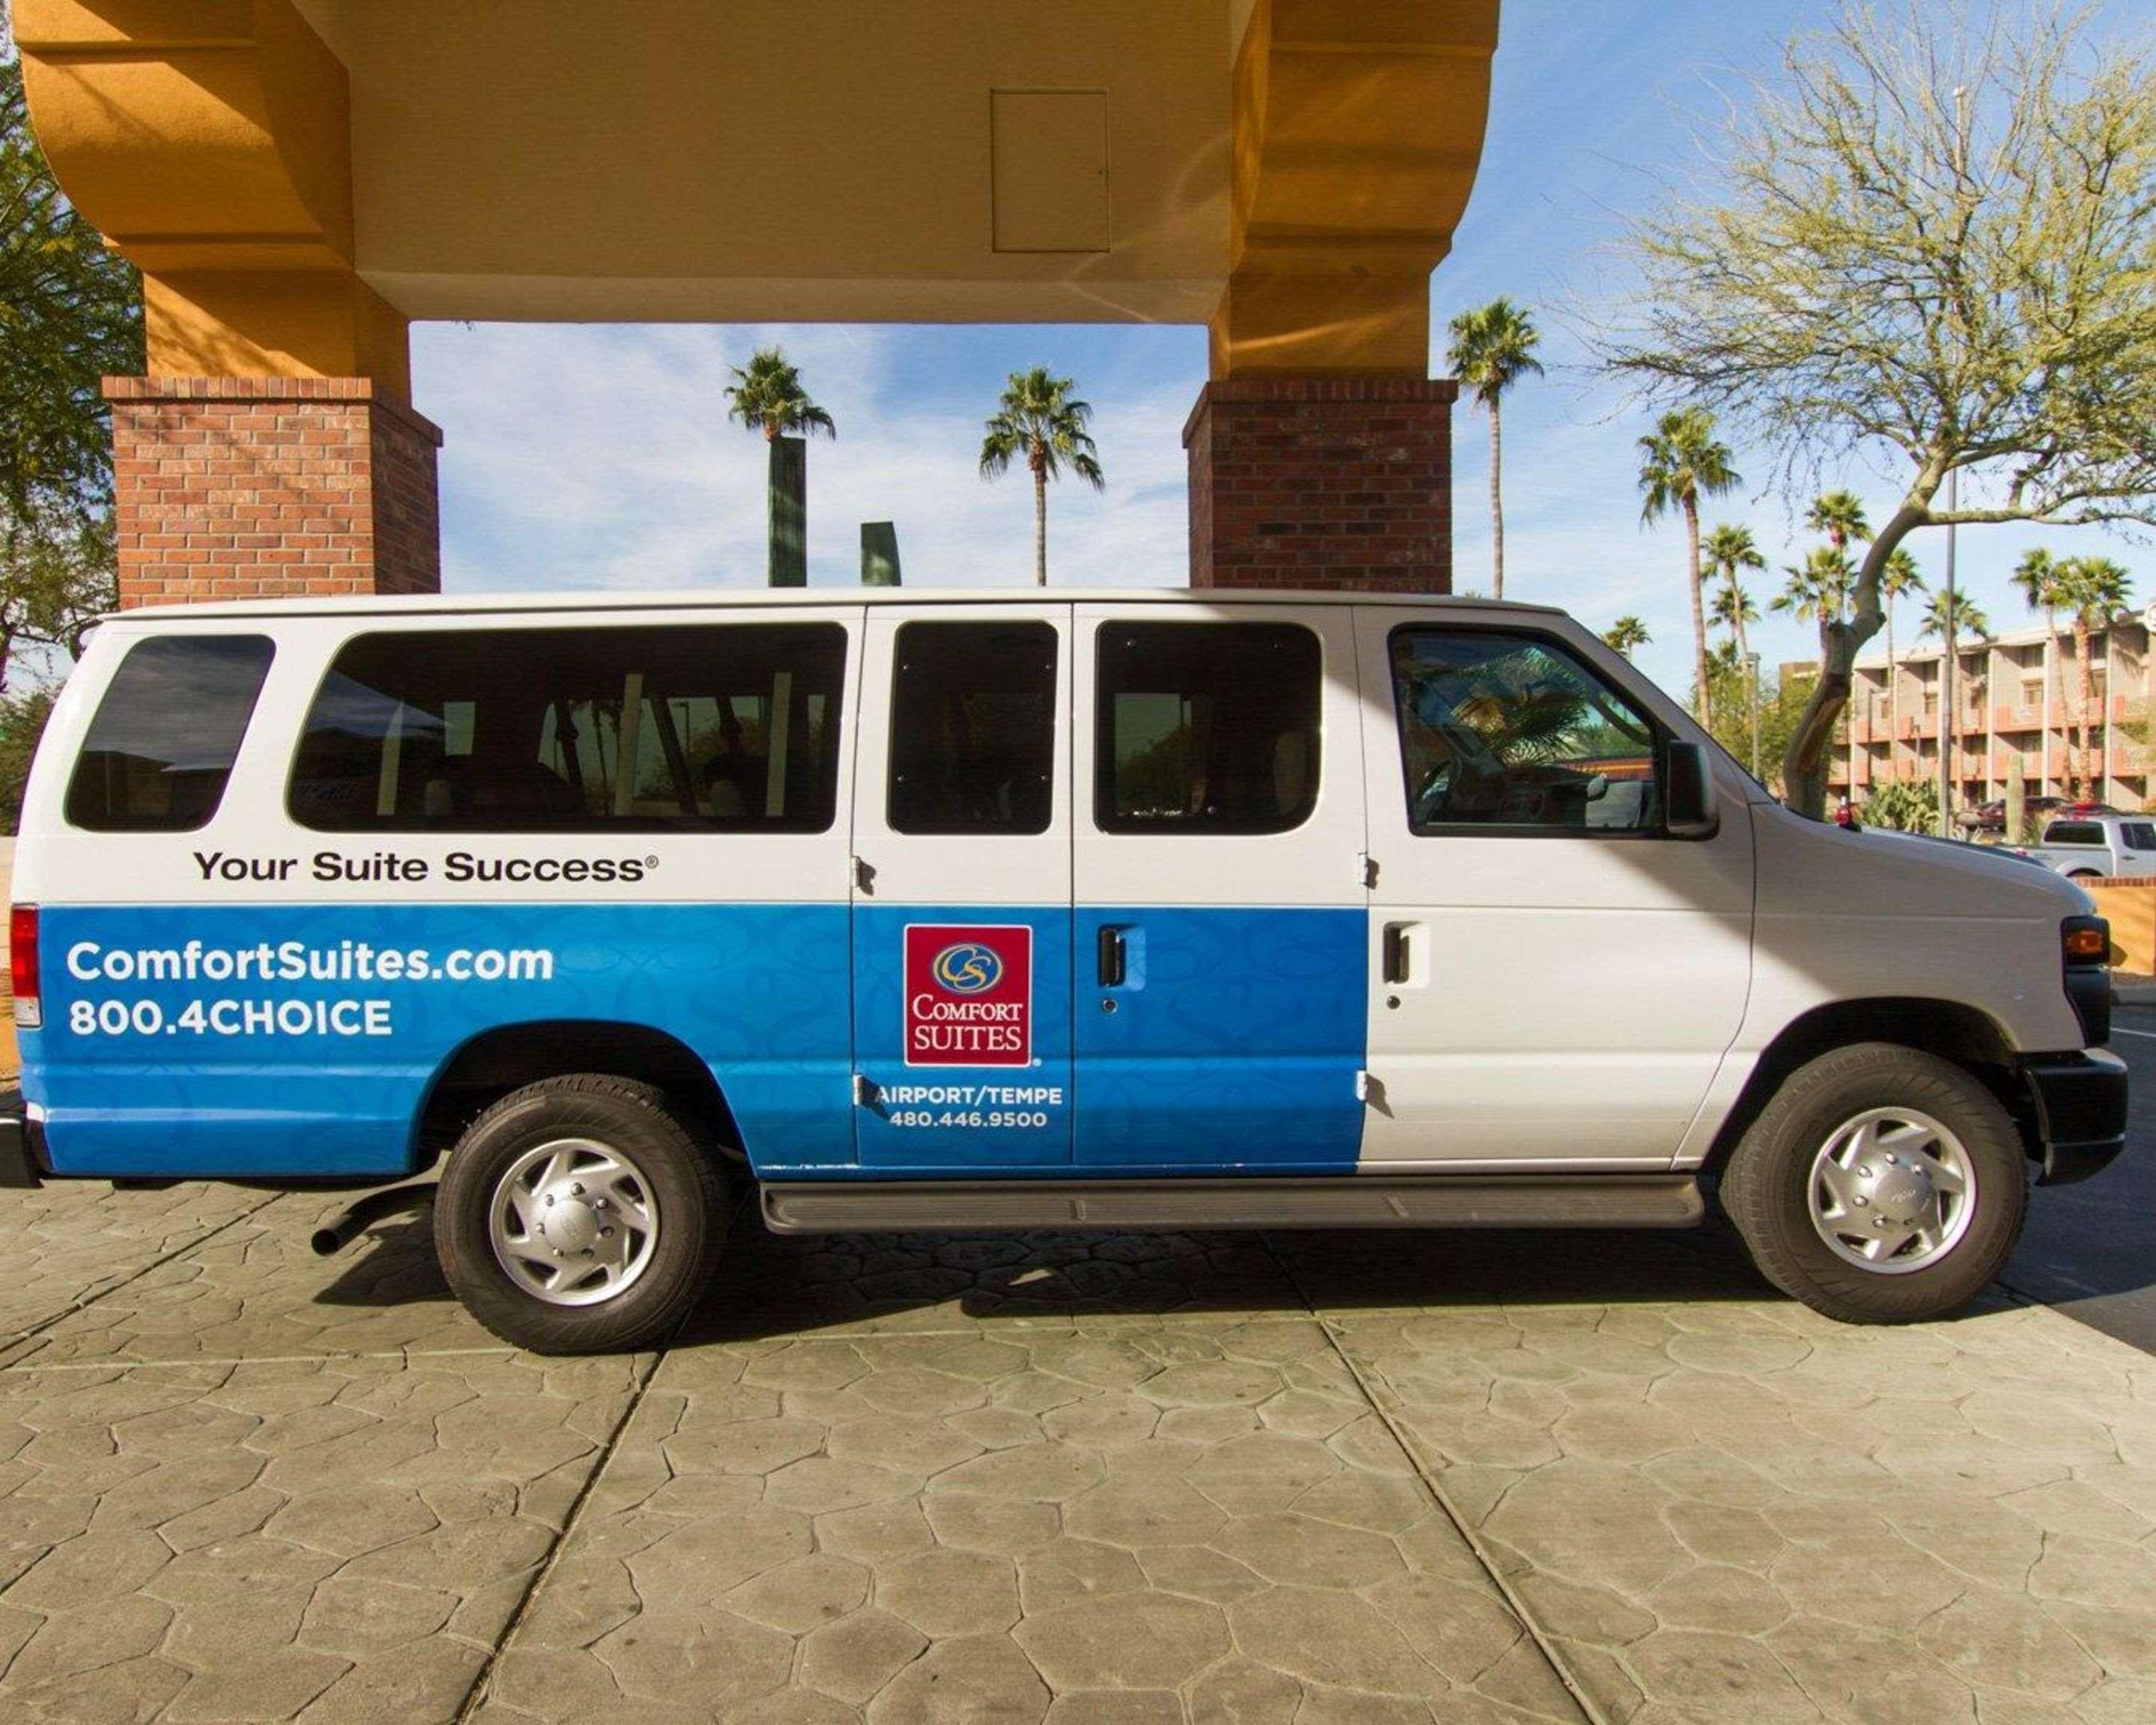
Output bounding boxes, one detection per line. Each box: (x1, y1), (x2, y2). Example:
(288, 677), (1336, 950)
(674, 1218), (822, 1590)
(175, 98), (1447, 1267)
(111, 586), (1570, 623)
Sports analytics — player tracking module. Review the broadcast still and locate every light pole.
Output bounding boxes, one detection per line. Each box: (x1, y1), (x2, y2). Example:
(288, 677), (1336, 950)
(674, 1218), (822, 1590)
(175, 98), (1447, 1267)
(1938, 467), (1957, 836)
(1747, 651), (1762, 782)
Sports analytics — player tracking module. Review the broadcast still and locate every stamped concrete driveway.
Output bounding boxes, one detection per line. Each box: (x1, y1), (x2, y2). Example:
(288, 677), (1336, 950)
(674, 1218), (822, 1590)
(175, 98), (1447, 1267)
(0, 1175), (2152, 1725)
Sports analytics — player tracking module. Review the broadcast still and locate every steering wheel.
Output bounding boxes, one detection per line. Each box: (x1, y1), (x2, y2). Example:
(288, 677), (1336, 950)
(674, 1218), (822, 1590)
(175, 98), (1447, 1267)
(1413, 761), (1455, 823)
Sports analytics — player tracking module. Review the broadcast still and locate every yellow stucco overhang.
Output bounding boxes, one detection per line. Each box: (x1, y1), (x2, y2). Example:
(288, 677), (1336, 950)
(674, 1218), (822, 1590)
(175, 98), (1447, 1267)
(17, 0), (1497, 393)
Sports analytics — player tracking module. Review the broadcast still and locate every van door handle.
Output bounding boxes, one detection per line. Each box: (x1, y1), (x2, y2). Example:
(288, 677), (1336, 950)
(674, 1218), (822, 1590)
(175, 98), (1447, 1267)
(1382, 923), (1410, 985)
(1097, 925), (1126, 988)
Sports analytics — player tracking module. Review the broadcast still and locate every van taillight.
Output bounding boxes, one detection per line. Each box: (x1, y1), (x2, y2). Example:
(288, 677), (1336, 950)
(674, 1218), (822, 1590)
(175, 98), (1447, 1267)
(9, 905), (37, 1029)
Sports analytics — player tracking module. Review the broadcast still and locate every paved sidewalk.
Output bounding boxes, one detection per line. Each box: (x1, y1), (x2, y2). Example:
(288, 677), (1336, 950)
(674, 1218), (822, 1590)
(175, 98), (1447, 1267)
(0, 1190), (2151, 1723)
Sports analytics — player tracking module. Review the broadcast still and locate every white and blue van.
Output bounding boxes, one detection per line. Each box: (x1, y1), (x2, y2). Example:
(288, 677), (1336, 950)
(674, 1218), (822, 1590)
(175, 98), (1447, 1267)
(0, 589), (2126, 1351)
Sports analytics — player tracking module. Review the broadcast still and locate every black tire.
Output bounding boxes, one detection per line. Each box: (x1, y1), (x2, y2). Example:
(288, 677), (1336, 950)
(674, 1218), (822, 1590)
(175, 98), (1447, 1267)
(1722, 1041), (2027, 1324)
(433, 1074), (729, 1354)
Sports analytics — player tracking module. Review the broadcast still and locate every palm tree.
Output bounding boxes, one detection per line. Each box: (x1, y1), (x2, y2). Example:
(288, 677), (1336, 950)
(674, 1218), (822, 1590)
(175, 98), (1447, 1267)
(1805, 489), (1870, 555)
(2012, 548), (2067, 794)
(1637, 410), (1741, 727)
(1771, 546), (1856, 635)
(1702, 523), (1764, 670)
(1916, 588), (1991, 645)
(1917, 589), (1992, 801)
(1603, 615), (1651, 659)
(2054, 556), (2135, 800)
(724, 346), (837, 588)
(1446, 299), (1544, 601)
(1711, 579), (1758, 644)
(980, 368), (1105, 585)
(1878, 547), (1925, 776)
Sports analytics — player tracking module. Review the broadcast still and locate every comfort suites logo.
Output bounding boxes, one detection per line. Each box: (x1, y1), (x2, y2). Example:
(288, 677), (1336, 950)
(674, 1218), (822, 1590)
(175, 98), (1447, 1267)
(904, 924), (1031, 1067)
(931, 941), (1004, 995)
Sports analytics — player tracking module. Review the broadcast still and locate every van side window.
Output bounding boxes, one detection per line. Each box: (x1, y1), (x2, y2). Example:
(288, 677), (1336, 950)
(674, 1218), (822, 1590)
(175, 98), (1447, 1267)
(289, 624), (846, 832)
(1095, 623), (1320, 834)
(889, 622), (1056, 835)
(1389, 630), (1663, 835)
(65, 635), (275, 832)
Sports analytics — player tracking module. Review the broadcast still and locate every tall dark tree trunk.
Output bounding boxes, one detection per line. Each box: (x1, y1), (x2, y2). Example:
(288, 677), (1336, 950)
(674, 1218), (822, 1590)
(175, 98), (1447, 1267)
(1487, 401), (1505, 601)
(1032, 444), (1048, 586)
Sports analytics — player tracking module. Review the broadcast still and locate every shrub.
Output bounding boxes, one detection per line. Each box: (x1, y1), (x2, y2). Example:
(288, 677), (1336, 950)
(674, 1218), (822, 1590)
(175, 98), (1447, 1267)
(1858, 779), (1941, 833)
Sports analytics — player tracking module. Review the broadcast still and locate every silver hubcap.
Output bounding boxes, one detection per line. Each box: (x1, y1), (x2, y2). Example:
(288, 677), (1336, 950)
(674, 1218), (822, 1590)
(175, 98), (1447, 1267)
(489, 1137), (659, 1306)
(1806, 1107), (1975, 1275)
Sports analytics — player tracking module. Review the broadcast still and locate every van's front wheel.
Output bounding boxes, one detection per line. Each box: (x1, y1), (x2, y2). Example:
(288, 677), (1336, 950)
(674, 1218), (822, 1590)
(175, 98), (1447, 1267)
(1723, 1043), (2026, 1324)
(435, 1074), (728, 1354)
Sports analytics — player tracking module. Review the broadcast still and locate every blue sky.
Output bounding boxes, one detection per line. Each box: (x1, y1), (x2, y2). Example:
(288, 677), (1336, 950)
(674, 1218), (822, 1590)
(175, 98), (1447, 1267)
(415, 0), (2147, 706)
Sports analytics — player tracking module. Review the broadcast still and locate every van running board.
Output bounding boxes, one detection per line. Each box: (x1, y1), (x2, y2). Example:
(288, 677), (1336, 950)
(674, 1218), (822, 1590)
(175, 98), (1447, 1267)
(760, 1175), (1705, 1235)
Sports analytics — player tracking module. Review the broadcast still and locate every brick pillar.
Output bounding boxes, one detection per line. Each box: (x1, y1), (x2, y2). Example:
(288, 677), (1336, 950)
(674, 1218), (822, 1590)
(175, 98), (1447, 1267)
(104, 377), (442, 608)
(1185, 377), (1456, 593)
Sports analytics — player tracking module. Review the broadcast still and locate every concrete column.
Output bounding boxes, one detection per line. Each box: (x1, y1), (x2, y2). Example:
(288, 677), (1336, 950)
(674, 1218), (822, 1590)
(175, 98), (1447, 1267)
(1185, 377), (1455, 594)
(105, 379), (442, 608)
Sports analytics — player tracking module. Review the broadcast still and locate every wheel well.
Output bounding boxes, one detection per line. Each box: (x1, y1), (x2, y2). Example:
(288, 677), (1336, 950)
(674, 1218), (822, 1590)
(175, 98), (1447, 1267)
(1702, 998), (2035, 1171)
(412, 1020), (743, 1168)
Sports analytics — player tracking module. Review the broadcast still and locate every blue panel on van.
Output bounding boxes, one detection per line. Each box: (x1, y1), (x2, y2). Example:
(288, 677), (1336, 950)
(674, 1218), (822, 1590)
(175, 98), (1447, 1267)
(1073, 906), (1365, 1172)
(25, 904), (855, 1179)
(847, 902), (1075, 1174)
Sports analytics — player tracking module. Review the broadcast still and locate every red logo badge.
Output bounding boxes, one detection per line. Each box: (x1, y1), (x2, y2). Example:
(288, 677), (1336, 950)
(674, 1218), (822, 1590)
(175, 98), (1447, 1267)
(904, 924), (1032, 1067)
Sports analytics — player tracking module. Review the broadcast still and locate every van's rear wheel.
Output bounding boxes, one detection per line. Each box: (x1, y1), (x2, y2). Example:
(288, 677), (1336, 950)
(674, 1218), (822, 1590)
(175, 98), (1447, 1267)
(1723, 1042), (2026, 1324)
(435, 1074), (728, 1354)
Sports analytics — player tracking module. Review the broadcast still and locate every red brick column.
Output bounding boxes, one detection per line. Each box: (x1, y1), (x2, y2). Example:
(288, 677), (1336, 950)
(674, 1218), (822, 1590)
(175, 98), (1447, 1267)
(104, 377), (442, 607)
(1185, 377), (1456, 593)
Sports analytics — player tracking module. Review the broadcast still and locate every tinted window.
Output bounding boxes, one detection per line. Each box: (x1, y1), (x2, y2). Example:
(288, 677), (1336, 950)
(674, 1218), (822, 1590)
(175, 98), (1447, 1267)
(2121, 823), (2156, 852)
(2046, 822), (2103, 845)
(1095, 623), (1320, 834)
(290, 624), (846, 832)
(66, 636), (274, 831)
(889, 622), (1056, 835)
(1390, 630), (1662, 834)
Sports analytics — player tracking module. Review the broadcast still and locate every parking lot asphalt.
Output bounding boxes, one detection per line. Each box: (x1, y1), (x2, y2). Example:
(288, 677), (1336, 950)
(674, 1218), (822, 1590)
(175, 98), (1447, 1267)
(0, 1080), (2152, 1721)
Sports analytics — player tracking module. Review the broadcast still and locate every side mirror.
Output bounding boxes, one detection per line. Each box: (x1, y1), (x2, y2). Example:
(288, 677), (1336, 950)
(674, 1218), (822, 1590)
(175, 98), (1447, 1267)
(1665, 740), (1719, 839)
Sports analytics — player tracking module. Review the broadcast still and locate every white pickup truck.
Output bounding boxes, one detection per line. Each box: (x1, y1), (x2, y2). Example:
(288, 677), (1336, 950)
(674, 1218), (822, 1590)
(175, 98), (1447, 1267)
(2018, 812), (2156, 880)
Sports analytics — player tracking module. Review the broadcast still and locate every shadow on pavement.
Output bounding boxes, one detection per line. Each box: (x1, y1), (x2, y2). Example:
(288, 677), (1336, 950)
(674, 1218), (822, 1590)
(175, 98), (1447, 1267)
(307, 1190), (1835, 1345)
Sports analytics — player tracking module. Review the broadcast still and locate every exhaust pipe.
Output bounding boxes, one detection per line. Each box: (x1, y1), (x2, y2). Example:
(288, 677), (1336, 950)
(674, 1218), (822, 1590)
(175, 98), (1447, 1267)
(311, 1180), (437, 1256)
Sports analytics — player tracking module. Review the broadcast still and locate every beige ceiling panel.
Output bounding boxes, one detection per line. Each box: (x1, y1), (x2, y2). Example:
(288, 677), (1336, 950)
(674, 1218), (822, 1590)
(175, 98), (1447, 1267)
(991, 88), (1110, 255)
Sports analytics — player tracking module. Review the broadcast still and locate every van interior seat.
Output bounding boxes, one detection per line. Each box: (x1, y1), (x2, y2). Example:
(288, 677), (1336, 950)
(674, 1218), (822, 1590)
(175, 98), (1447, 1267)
(1273, 728), (1315, 816)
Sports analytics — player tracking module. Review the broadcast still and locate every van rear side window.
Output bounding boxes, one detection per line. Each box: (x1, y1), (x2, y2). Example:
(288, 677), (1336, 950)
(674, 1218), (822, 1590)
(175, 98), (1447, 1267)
(289, 624), (847, 832)
(65, 635), (275, 832)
